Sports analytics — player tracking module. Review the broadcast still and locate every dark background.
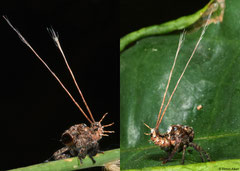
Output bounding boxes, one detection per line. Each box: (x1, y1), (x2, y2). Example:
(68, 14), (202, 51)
(0, 0), (118, 170)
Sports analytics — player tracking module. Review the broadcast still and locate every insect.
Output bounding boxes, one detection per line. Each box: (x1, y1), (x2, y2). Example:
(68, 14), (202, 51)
(144, 13), (212, 164)
(3, 16), (114, 164)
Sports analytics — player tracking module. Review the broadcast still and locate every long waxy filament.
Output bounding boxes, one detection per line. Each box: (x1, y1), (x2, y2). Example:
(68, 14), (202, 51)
(155, 12), (212, 130)
(3, 16), (93, 124)
(155, 31), (185, 129)
(47, 28), (95, 123)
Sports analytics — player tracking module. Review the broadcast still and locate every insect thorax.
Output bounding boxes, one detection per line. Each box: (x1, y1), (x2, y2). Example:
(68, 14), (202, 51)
(61, 122), (104, 147)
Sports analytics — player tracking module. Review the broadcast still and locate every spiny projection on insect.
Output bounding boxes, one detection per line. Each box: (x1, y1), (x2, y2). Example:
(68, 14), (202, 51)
(3, 16), (114, 164)
(144, 13), (212, 164)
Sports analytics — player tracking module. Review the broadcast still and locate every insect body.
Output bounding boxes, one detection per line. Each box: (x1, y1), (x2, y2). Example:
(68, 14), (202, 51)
(149, 125), (194, 150)
(51, 123), (103, 163)
(145, 124), (210, 164)
(3, 16), (114, 164)
(144, 13), (212, 164)
(57, 123), (100, 162)
(51, 114), (114, 163)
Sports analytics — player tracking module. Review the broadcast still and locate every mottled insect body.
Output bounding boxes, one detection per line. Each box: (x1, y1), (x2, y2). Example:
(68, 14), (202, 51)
(3, 16), (114, 164)
(146, 124), (210, 164)
(144, 13), (212, 164)
(52, 116), (113, 163)
(151, 125), (194, 149)
(52, 122), (106, 163)
(54, 124), (99, 162)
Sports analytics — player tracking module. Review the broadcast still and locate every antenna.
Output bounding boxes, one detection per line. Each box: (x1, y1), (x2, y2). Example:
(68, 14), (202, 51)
(47, 28), (95, 123)
(3, 16), (93, 124)
(155, 12), (212, 130)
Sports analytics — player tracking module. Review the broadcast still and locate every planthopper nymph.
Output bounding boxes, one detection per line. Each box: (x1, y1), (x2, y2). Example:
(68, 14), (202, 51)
(144, 12), (213, 164)
(3, 16), (114, 164)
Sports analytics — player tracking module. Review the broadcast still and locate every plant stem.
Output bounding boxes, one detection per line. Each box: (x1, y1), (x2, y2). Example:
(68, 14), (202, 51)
(9, 148), (120, 171)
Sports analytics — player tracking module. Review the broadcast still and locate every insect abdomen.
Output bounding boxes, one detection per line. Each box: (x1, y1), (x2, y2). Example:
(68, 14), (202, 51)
(169, 125), (194, 142)
(152, 125), (195, 148)
(153, 136), (171, 147)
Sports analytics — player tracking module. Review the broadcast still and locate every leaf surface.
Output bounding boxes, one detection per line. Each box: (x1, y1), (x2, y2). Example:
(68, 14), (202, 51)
(120, 0), (240, 170)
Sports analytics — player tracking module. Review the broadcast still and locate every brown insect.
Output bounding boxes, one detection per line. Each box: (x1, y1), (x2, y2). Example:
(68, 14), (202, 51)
(144, 13), (212, 164)
(3, 16), (114, 164)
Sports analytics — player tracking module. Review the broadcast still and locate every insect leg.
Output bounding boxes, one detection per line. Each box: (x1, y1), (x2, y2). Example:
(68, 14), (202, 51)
(190, 142), (211, 161)
(162, 144), (180, 164)
(47, 147), (71, 161)
(181, 145), (187, 164)
(189, 142), (209, 162)
(87, 142), (101, 164)
(77, 147), (87, 164)
(201, 149), (211, 161)
(89, 155), (96, 164)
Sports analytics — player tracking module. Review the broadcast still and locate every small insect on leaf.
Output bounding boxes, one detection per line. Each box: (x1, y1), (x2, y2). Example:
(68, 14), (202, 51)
(144, 11), (213, 165)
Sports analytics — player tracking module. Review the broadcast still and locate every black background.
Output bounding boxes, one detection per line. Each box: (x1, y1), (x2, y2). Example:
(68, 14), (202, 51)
(0, 0), (210, 170)
(0, 0), (118, 170)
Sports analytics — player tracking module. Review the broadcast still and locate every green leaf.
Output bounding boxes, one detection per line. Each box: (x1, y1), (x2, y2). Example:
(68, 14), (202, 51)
(9, 149), (119, 171)
(120, 0), (213, 52)
(120, 0), (240, 170)
(123, 159), (240, 171)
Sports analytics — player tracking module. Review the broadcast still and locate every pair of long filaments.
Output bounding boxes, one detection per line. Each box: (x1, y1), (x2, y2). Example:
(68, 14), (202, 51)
(3, 16), (114, 133)
(145, 13), (212, 131)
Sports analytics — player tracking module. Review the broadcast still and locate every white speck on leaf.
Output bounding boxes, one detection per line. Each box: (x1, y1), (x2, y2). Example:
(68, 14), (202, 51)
(152, 48), (158, 52)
